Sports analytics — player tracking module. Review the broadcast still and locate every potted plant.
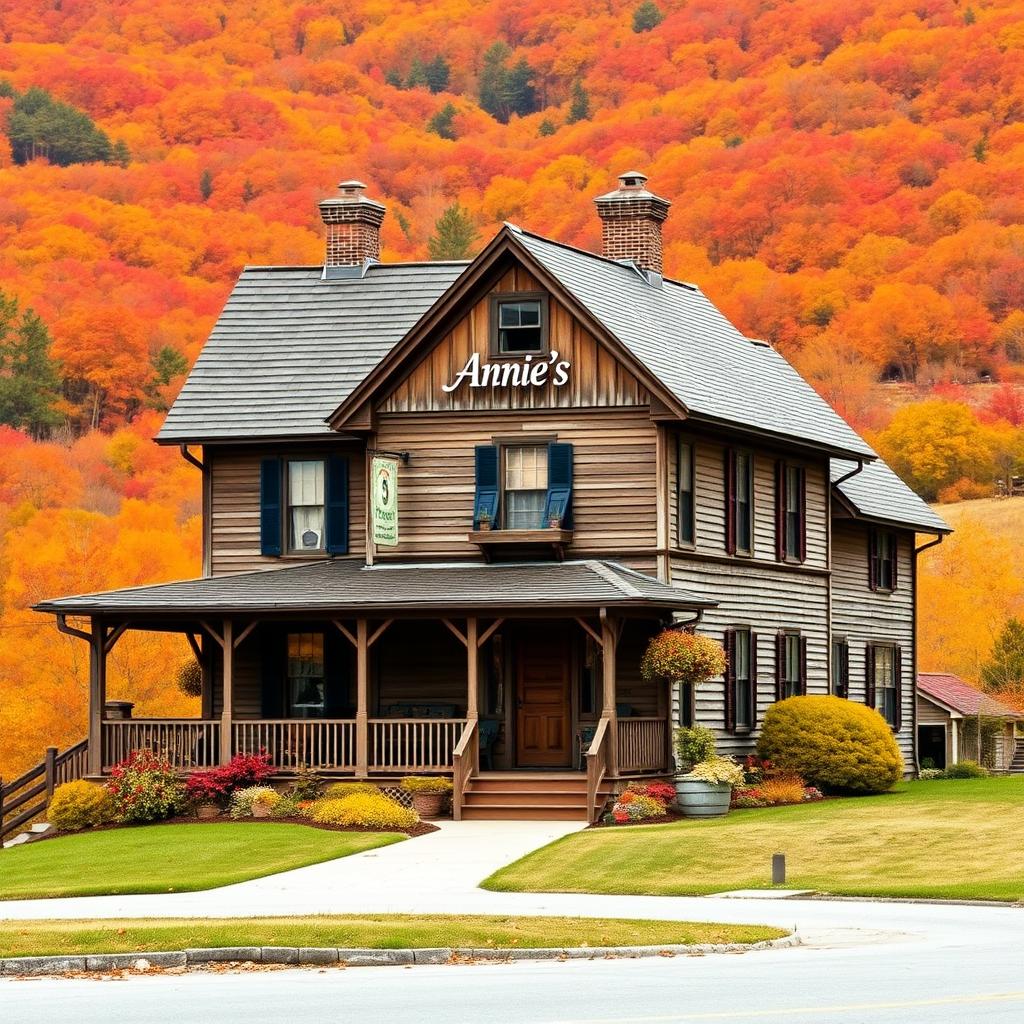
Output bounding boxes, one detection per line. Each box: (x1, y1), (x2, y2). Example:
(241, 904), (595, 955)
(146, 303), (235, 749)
(477, 510), (492, 532)
(675, 755), (745, 818)
(673, 724), (717, 775)
(547, 514), (561, 529)
(400, 776), (453, 819)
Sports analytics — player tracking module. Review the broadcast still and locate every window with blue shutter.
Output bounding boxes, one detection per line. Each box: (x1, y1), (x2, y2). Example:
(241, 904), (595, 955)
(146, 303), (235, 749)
(542, 442), (573, 527)
(324, 455), (349, 555)
(473, 445), (500, 528)
(259, 458), (282, 556)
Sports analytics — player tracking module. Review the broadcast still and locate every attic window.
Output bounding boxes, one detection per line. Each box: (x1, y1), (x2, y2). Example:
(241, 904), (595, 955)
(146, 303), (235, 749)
(491, 294), (547, 355)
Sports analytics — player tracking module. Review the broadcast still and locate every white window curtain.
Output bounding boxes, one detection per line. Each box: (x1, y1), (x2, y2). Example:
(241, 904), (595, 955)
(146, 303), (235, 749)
(505, 446), (547, 529)
(288, 460), (325, 550)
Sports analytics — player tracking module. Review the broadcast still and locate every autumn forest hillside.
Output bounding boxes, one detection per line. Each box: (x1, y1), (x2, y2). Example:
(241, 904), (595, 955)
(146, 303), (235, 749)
(1, 0), (1024, 774)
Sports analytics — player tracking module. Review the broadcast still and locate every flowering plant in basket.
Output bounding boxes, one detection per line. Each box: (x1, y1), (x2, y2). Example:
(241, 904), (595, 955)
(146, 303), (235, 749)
(641, 630), (726, 686)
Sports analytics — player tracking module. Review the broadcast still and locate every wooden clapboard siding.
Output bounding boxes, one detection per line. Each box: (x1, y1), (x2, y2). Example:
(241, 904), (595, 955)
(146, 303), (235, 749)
(669, 558), (829, 759)
(831, 520), (916, 766)
(379, 267), (649, 414)
(373, 409), (658, 559)
(916, 695), (950, 727)
(207, 445), (365, 576)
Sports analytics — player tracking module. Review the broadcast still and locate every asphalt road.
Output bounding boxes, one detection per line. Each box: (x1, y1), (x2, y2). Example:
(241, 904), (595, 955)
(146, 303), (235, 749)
(3, 901), (1024, 1024)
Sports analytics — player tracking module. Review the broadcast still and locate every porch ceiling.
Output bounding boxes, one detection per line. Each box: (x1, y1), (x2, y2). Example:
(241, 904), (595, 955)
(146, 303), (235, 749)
(34, 558), (715, 618)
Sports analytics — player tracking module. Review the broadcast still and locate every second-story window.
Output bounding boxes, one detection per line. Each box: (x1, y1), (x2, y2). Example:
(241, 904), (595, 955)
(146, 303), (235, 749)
(725, 449), (753, 555)
(677, 439), (695, 546)
(725, 629), (755, 731)
(776, 462), (806, 562)
(869, 530), (898, 591)
(493, 296), (546, 355)
(287, 459), (325, 552)
(504, 445), (548, 529)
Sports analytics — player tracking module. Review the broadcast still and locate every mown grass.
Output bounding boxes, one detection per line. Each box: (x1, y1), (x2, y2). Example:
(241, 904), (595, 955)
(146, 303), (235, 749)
(0, 914), (786, 958)
(0, 824), (402, 900)
(484, 778), (1024, 902)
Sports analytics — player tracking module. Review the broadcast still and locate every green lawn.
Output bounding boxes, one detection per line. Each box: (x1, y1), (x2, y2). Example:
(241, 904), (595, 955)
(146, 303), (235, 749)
(0, 824), (402, 900)
(0, 914), (785, 958)
(484, 777), (1024, 902)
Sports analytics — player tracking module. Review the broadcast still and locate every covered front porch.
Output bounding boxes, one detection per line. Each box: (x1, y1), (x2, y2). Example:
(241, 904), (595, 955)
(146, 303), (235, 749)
(37, 559), (712, 820)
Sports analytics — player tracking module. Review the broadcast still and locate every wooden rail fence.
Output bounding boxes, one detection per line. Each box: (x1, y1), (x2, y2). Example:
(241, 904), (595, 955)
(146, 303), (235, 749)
(1, 739), (88, 843)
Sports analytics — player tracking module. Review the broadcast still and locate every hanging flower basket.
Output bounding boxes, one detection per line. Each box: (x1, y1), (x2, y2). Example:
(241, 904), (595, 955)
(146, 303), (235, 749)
(641, 630), (727, 687)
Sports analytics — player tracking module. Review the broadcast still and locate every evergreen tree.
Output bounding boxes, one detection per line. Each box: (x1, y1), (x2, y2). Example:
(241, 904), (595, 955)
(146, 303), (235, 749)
(964, 6), (976, 24)
(981, 618), (1024, 691)
(200, 168), (214, 200)
(111, 139), (131, 167)
(632, 1), (665, 33)
(567, 80), (591, 123)
(242, 178), (256, 203)
(384, 67), (403, 88)
(0, 292), (62, 437)
(427, 102), (458, 140)
(505, 58), (538, 118)
(406, 57), (428, 89)
(428, 204), (478, 260)
(145, 346), (189, 410)
(538, 119), (556, 136)
(479, 42), (512, 121)
(5, 85), (115, 166)
(424, 55), (451, 94)
(973, 133), (988, 163)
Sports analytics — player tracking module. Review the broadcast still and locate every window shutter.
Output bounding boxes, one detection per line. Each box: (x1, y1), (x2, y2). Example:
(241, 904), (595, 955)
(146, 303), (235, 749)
(799, 635), (808, 695)
(865, 643), (876, 708)
(723, 629), (736, 732)
(868, 530), (879, 591)
(473, 445), (500, 528)
(774, 632), (785, 702)
(893, 646), (903, 731)
(797, 468), (807, 562)
(774, 460), (785, 561)
(749, 633), (759, 728)
(724, 449), (737, 555)
(259, 458), (282, 556)
(324, 455), (349, 555)
(890, 534), (899, 590)
(839, 642), (850, 699)
(543, 442), (573, 527)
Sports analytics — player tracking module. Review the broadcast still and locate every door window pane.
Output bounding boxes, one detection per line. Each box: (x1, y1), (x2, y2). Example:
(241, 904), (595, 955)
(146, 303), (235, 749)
(504, 446), (547, 529)
(287, 632), (325, 718)
(288, 460), (325, 552)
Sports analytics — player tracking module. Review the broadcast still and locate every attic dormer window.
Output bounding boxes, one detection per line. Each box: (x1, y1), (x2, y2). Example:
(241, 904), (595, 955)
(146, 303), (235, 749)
(492, 294), (547, 355)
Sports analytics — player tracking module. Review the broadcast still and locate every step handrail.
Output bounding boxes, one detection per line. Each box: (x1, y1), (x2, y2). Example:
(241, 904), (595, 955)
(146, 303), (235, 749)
(1, 738), (89, 843)
(451, 719), (479, 822)
(585, 716), (610, 823)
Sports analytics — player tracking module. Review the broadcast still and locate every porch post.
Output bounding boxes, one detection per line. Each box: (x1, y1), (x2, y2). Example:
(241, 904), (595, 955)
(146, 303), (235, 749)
(466, 617), (479, 772)
(87, 617), (106, 776)
(219, 619), (234, 764)
(356, 618), (369, 777)
(602, 612), (619, 777)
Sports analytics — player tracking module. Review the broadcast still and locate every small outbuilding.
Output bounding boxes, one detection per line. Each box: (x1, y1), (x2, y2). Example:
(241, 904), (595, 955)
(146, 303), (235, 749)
(916, 672), (1023, 773)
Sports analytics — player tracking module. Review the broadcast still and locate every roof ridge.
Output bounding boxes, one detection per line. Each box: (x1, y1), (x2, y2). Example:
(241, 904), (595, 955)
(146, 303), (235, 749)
(587, 560), (643, 598)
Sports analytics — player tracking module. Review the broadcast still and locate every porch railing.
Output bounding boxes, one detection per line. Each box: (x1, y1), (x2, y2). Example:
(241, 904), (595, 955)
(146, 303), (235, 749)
(102, 720), (220, 771)
(617, 716), (668, 773)
(451, 719), (479, 821)
(585, 717), (610, 822)
(233, 720), (357, 772)
(369, 718), (467, 773)
(1, 739), (88, 843)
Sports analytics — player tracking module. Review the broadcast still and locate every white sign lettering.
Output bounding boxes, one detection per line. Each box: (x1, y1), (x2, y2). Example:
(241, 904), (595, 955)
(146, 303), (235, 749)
(441, 350), (570, 393)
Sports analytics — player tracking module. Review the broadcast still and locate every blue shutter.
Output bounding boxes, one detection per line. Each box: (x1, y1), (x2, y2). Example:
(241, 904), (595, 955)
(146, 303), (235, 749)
(543, 442), (573, 527)
(474, 445), (500, 528)
(325, 455), (349, 555)
(259, 458), (282, 556)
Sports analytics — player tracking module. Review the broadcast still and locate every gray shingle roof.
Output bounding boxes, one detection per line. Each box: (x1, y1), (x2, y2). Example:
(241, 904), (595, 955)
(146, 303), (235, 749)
(831, 458), (951, 534)
(157, 262), (467, 442)
(34, 559), (715, 616)
(512, 229), (875, 459)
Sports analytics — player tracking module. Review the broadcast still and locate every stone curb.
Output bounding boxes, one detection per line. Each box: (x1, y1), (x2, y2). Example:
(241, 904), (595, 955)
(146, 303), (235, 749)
(0, 934), (798, 976)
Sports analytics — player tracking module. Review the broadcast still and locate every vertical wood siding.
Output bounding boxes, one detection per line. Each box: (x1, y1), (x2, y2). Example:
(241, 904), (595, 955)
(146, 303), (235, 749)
(831, 520), (916, 767)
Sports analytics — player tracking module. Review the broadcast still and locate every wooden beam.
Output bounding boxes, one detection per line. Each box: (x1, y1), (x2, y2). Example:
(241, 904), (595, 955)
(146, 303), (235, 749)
(355, 619), (369, 777)
(185, 632), (202, 663)
(200, 620), (225, 649)
(87, 619), (106, 776)
(574, 616), (603, 648)
(477, 617), (505, 648)
(233, 620), (259, 650)
(103, 623), (128, 654)
(332, 620), (357, 647)
(219, 619), (234, 764)
(368, 619), (394, 648)
(441, 618), (468, 648)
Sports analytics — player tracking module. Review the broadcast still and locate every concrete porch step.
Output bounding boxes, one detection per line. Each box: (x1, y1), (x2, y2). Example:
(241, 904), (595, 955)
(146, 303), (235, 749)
(460, 803), (589, 821)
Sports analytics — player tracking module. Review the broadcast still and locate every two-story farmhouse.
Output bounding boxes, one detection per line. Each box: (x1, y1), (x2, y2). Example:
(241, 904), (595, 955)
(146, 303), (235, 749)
(36, 173), (950, 820)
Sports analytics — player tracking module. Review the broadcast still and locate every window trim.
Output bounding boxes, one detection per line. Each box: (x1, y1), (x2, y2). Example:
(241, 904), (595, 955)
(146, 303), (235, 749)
(285, 457), (327, 556)
(285, 630), (327, 719)
(726, 448), (754, 557)
(489, 292), (549, 358)
(776, 461), (806, 564)
(867, 642), (901, 729)
(500, 442), (549, 531)
(677, 437), (696, 548)
(724, 628), (756, 733)
(831, 635), (849, 698)
(869, 529), (898, 592)
(775, 630), (806, 701)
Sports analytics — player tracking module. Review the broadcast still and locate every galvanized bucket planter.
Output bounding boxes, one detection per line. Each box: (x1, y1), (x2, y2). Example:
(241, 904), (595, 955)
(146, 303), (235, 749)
(674, 778), (732, 818)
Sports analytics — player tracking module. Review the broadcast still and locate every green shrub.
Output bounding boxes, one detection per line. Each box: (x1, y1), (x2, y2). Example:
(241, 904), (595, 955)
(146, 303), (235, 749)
(674, 724), (716, 770)
(106, 749), (185, 823)
(270, 794), (301, 818)
(943, 760), (990, 779)
(307, 793), (418, 830)
(47, 780), (114, 832)
(685, 755), (745, 786)
(228, 786), (281, 819)
(323, 781), (380, 799)
(756, 695), (903, 794)
(288, 765), (322, 801)
(400, 776), (453, 794)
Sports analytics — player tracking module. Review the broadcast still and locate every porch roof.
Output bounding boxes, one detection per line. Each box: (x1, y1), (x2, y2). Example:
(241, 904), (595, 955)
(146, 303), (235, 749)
(34, 559), (715, 618)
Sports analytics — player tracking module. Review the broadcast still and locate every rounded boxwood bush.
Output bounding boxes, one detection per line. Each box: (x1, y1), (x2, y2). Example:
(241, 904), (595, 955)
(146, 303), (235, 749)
(307, 792), (418, 830)
(48, 780), (114, 832)
(756, 695), (903, 794)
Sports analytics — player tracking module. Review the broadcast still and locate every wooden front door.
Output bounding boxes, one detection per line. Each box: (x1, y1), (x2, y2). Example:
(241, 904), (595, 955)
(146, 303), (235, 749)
(516, 629), (572, 768)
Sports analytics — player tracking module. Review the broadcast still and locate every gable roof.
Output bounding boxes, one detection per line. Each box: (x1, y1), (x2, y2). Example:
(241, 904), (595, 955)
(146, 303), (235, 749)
(33, 559), (715, 616)
(917, 673), (1022, 718)
(832, 458), (951, 535)
(157, 261), (467, 443)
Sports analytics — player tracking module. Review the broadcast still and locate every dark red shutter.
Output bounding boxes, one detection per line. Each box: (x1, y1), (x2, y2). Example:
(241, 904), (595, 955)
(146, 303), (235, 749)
(799, 635), (808, 695)
(797, 468), (807, 562)
(868, 530), (879, 591)
(890, 534), (899, 590)
(865, 643), (876, 708)
(893, 646), (903, 731)
(839, 642), (850, 699)
(750, 633), (759, 727)
(724, 449), (737, 555)
(723, 629), (736, 732)
(774, 632), (785, 702)
(774, 460), (785, 561)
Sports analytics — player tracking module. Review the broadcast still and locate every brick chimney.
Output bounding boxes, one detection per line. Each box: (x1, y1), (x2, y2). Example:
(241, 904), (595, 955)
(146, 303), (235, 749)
(318, 180), (385, 270)
(594, 171), (671, 275)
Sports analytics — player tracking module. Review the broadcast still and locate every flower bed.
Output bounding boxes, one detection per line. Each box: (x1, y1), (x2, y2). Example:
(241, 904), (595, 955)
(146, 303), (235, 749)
(730, 757), (824, 808)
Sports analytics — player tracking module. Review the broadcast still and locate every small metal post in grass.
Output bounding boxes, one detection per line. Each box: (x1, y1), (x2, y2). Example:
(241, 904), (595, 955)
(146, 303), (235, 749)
(772, 853), (786, 886)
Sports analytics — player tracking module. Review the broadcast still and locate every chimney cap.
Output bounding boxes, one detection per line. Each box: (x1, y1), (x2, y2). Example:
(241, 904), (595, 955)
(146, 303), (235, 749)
(594, 170), (670, 209)
(338, 179), (369, 192)
(618, 170), (648, 187)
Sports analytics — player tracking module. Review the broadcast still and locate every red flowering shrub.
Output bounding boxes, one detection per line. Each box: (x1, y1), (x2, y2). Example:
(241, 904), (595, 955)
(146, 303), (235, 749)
(106, 749), (184, 823)
(641, 630), (726, 686)
(185, 752), (273, 807)
(626, 781), (676, 804)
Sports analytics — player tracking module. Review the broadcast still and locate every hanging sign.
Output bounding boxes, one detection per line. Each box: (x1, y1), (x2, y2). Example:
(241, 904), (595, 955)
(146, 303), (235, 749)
(371, 457), (399, 547)
(442, 350), (571, 393)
